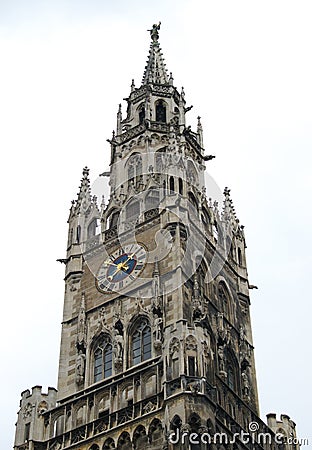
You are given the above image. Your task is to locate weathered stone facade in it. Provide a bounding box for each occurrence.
[14,24,299,450]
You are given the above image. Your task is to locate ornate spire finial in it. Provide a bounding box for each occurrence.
[142,22,168,85]
[148,22,161,43]
[82,166,89,178]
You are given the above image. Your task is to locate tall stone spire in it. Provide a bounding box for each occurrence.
[142,22,169,85]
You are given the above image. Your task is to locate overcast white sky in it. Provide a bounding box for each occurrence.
[1,1,311,448]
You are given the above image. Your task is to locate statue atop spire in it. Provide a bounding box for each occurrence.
[148,22,161,43]
[142,22,169,85]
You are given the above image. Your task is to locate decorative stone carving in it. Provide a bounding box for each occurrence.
[239,325,251,364]
[37,400,48,416]
[185,334,197,351]
[77,293,87,349]
[169,338,180,357]
[217,312,231,344]
[143,401,156,413]
[23,402,33,419]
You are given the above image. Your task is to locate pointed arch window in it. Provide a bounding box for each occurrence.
[109,210,120,228]
[169,176,175,193]
[76,225,81,244]
[93,336,113,382]
[178,177,183,195]
[155,100,166,123]
[127,153,142,182]
[126,199,140,220]
[238,247,243,266]
[131,319,151,366]
[138,104,145,124]
[87,219,97,239]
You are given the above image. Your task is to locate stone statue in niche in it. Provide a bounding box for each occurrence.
[242,368,250,400]
[153,316,163,349]
[113,328,123,369]
[75,350,86,385]
[217,345,226,373]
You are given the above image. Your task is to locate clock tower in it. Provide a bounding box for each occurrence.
[14,24,299,450]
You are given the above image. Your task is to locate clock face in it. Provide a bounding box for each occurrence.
[96,243,147,293]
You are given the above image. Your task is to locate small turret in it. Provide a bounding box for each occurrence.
[267,413,300,449]
[14,386,57,449]
[116,103,122,135]
[197,116,203,148]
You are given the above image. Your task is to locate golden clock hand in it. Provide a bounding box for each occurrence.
[123,253,135,265]
[103,259,118,268]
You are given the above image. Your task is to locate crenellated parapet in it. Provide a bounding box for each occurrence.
[267,413,300,449]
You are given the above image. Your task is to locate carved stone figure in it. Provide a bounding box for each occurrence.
[169,338,180,358]
[148,22,161,42]
[75,350,86,385]
[154,316,163,342]
[218,345,226,373]
[113,329,124,367]
[242,369,250,397]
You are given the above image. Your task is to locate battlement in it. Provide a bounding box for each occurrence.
[267,413,299,449]
[14,386,57,448]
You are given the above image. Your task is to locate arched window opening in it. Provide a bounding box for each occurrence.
[127,153,142,183]
[76,405,85,427]
[121,385,134,409]
[131,319,151,366]
[169,176,175,193]
[178,177,183,195]
[145,374,157,397]
[109,210,120,228]
[128,163,135,181]
[155,151,164,173]
[133,425,148,449]
[76,225,81,244]
[89,445,100,450]
[103,438,115,449]
[155,100,166,122]
[87,219,97,239]
[53,415,64,437]
[138,105,145,124]
[146,189,160,211]
[24,423,30,442]
[218,281,233,320]
[238,247,243,265]
[126,200,140,220]
[117,432,132,450]
[188,356,197,376]
[226,236,234,259]
[93,336,113,383]
[149,419,163,445]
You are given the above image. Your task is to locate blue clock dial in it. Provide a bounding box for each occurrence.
[96,243,147,293]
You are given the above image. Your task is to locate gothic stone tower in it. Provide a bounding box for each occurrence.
[14,24,299,450]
